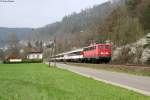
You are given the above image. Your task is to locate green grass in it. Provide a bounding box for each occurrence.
[0,63,149,100]
[68,63,150,76]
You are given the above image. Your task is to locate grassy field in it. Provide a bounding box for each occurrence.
[67,63,150,76]
[0,63,149,100]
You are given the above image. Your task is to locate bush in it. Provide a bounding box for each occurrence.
[22,59,43,63]
[146,58,150,65]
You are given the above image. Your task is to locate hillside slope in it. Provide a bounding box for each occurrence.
[30,0,150,53]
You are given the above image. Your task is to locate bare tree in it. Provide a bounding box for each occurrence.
[6,33,20,56]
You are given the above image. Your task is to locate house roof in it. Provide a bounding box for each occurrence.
[5,54,21,60]
[25,48,43,54]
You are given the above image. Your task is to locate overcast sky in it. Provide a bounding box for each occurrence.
[0,0,108,28]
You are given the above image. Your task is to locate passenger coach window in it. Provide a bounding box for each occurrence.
[74,52,81,55]
[91,46,96,50]
[84,48,88,51]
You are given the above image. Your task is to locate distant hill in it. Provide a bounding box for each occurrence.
[0,1,115,49]
[0,27,32,47]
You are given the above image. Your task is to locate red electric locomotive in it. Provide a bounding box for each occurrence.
[83,44,111,63]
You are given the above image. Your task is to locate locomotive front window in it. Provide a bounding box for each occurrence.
[99,45,111,49]
[99,45,105,49]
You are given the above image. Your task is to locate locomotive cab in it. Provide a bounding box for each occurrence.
[83,44,112,63]
[97,44,111,63]
[97,44,111,57]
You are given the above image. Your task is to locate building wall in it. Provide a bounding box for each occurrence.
[27,53,43,59]
[9,59,22,62]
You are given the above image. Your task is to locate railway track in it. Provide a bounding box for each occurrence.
[69,62,150,68]
[66,62,150,72]
[106,63,150,70]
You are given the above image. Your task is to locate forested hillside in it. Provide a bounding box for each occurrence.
[30,2,112,51]
[103,0,150,46]
[30,0,150,53]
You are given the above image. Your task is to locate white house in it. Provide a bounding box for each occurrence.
[27,48,43,60]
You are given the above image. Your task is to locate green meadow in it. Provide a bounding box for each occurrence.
[0,63,149,100]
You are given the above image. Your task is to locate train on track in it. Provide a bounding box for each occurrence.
[51,43,112,63]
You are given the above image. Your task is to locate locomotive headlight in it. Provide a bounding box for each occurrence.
[100,52,105,54]
[100,52,109,54]
[105,52,109,54]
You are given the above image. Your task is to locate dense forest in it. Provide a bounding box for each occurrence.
[29,0,150,53]
[105,0,150,46]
